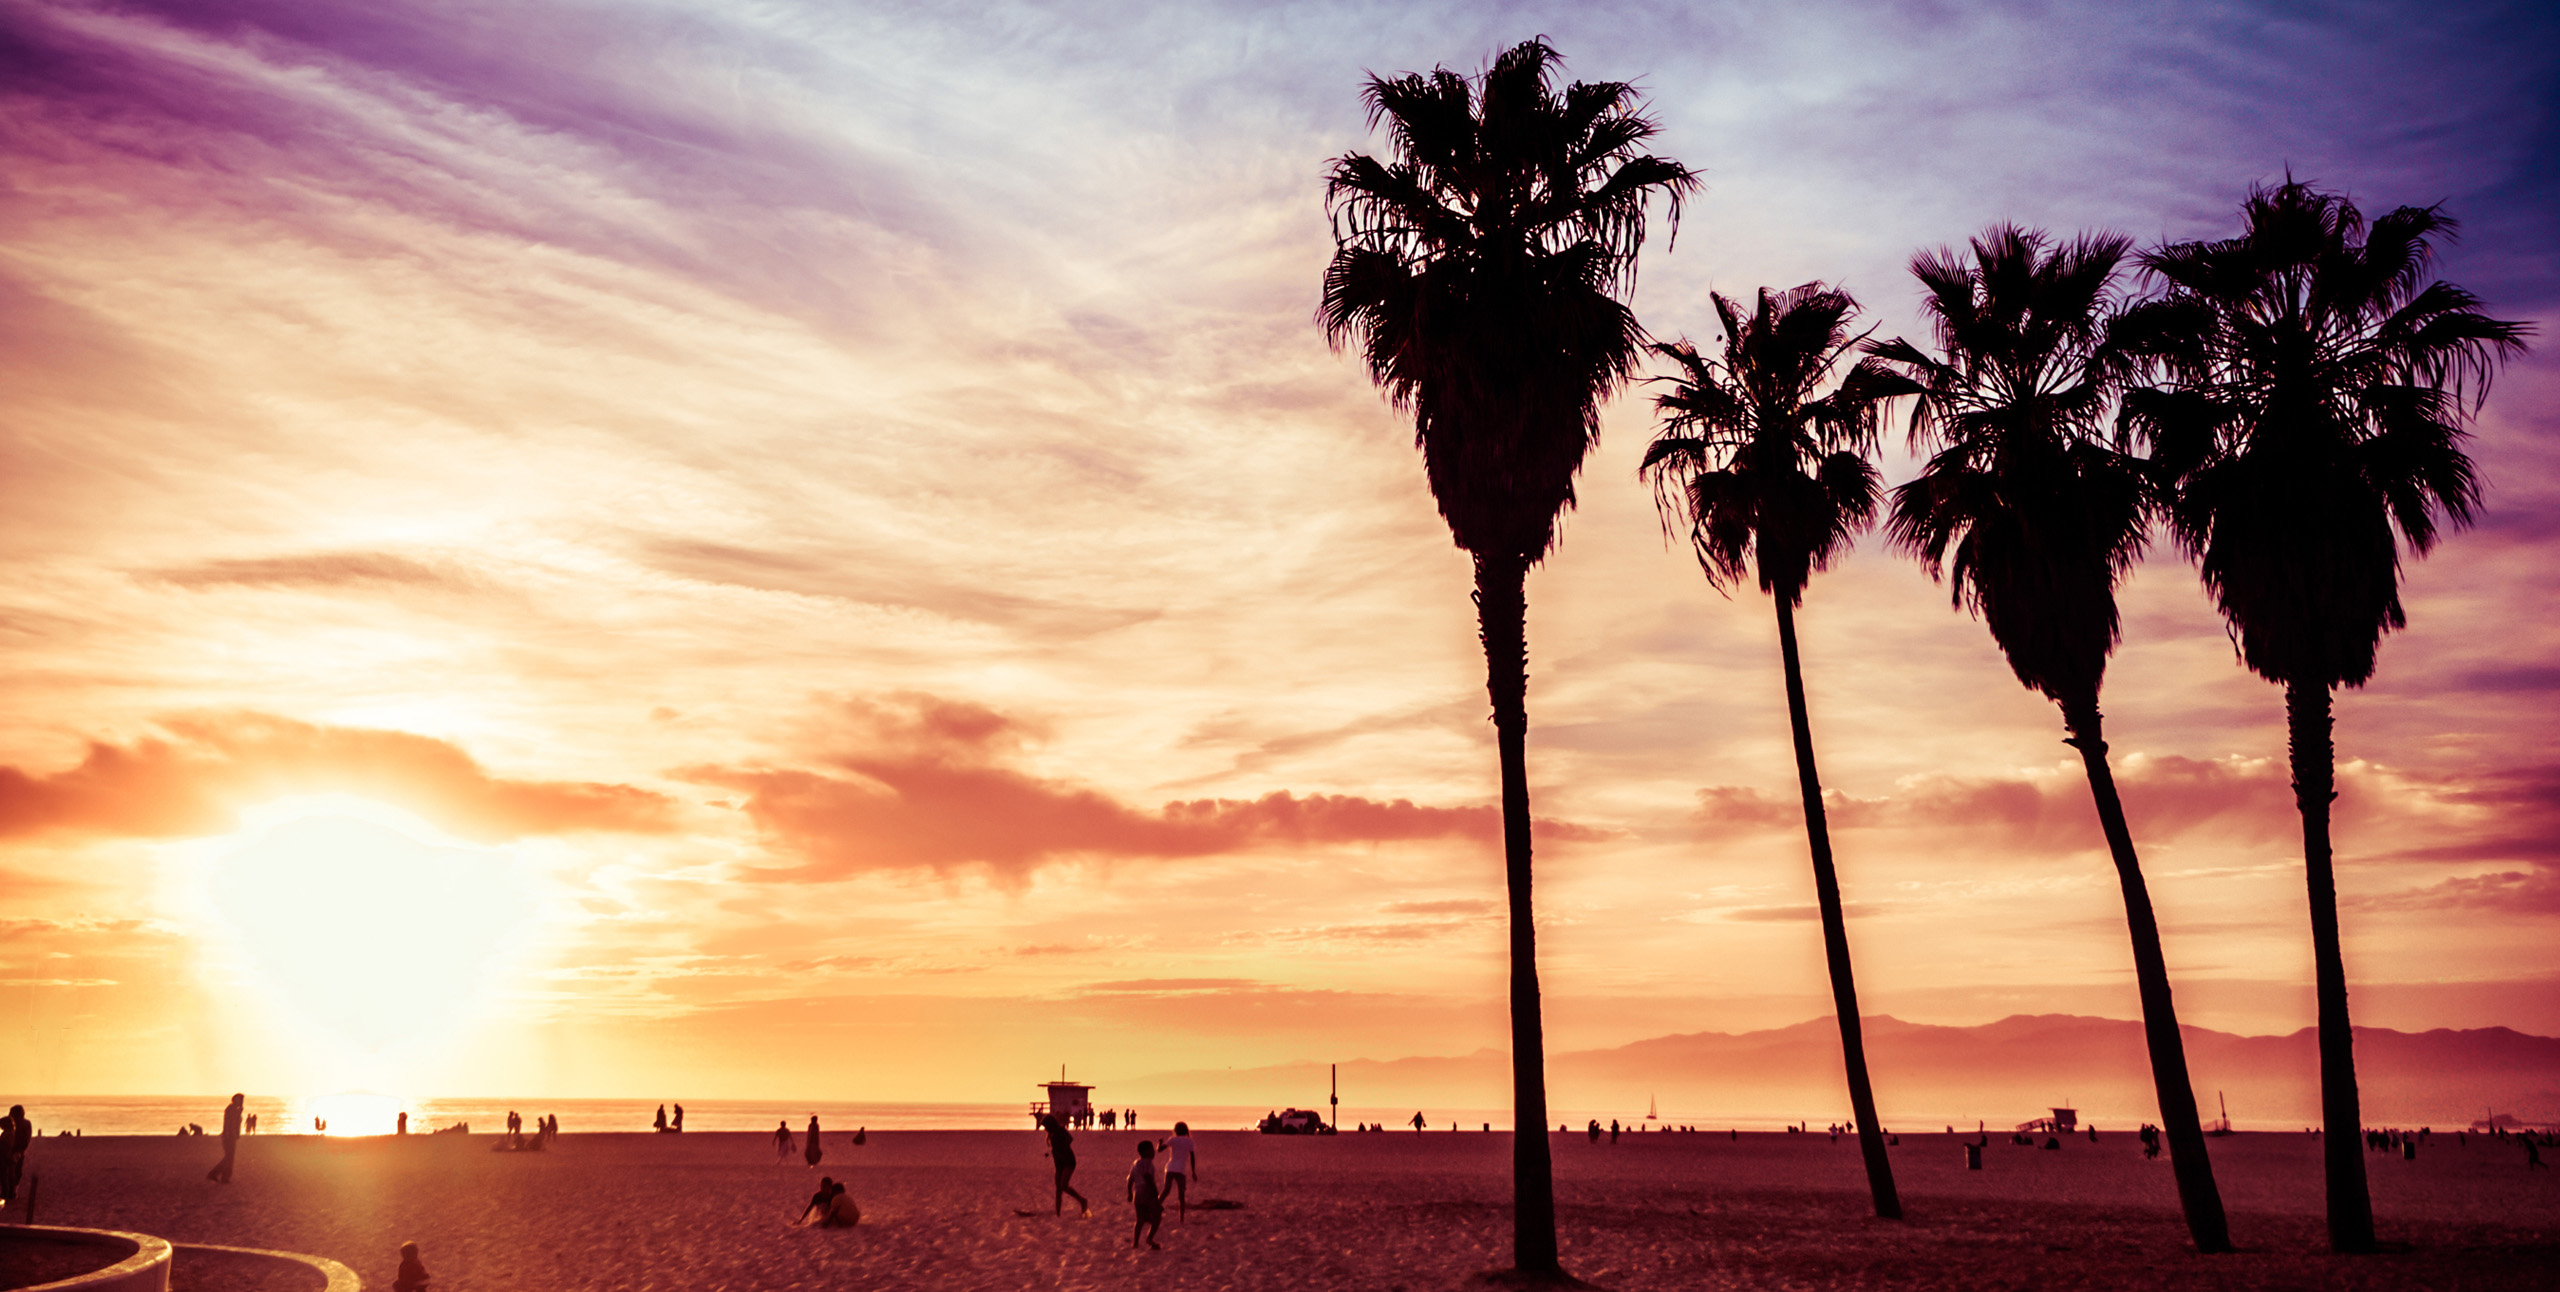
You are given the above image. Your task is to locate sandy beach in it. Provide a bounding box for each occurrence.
[7,1127,2552,1290]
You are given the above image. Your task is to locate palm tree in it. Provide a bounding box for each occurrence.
[1871,225,2232,1252]
[1640,284,1905,1220]
[1320,39,1694,1276]
[2124,180,2530,1252]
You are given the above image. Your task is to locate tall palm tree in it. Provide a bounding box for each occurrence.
[1320,39,1693,1276]
[1641,284,1905,1220]
[2124,180,2530,1252]
[1871,225,2232,1252]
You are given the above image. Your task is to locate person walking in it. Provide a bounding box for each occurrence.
[1127,1140,1164,1250]
[1042,1114,1089,1217]
[1162,1122,1200,1221]
[774,1120,797,1161]
[206,1094,244,1183]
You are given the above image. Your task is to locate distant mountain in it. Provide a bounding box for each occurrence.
[1115,1015,2560,1129]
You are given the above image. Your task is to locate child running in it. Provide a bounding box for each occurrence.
[1126,1139,1163,1250]
[1162,1122,1199,1221]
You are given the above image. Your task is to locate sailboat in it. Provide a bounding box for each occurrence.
[1646,1094,1658,1121]
[2205,1090,2233,1137]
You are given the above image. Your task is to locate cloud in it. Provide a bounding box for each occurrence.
[0,713,675,842]
[1690,753,2455,853]
[143,550,463,591]
[691,693,1604,880]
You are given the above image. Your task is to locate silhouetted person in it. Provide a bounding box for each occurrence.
[0,1105,28,1206]
[653,1104,667,1133]
[1410,1111,1427,1133]
[774,1120,797,1161]
[206,1094,244,1183]
[1127,1139,1163,1250]
[245,1113,257,1133]
[1127,1108,1138,1129]
[1587,1119,1601,1143]
[397,1111,408,1136]
[1610,1119,1620,1144]
[1042,1114,1088,1216]
[2530,1139,2546,1170]
[392,1240,430,1291]
[1163,1122,1199,1221]
[805,1116,823,1168]
[672,1103,685,1132]
[1101,1108,1116,1130]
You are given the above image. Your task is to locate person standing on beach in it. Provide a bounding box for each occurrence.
[1042,1114,1089,1216]
[774,1120,797,1161]
[672,1103,685,1132]
[1,1105,29,1207]
[1162,1122,1198,1221]
[206,1094,244,1184]
[805,1116,823,1168]
[654,1104,668,1133]
[1127,1139,1164,1250]
[1409,1111,1426,1134]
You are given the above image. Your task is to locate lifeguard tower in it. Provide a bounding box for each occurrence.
[1031,1070,1094,1127]
[2015,1106,2078,1135]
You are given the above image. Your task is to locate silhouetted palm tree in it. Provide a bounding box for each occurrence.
[1320,39,1693,1276]
[1641,284,1904,1220]
[2124,180,2529,1252]
[1872,225,2231,1252]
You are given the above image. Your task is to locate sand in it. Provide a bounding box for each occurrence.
[7,1128,2552,1290]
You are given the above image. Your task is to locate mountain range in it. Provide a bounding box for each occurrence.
[1116,1014,2560,1129]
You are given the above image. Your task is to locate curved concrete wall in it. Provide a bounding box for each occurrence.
[175,1242,362,1292]
[1,1224,172,1292]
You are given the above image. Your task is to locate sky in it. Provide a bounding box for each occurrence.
[0,0,2554,1107]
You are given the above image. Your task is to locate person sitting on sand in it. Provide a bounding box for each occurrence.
[798,1176,859,1226]
[393,1241,430,1291]
[1127,1139,1163,1250]
[1162,1122,1199,1221]
[798,1177,829,1224]
[1042,1114,1089,1217]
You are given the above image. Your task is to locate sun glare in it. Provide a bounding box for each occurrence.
[302,1091,404,1137]
[195,797,535,1068]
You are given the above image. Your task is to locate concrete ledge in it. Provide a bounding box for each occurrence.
[0,1223,171,1292]
[174,1243,362,1292]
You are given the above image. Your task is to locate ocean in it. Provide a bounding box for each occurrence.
[1,1096,1538,1138]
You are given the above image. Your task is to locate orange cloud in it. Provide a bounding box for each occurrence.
[1692,754,2484,855]
[692,693,1607,880]
[0,713,674,842]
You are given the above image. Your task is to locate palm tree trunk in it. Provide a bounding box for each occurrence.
[2287,680,2375,1252]
[1475,553,1560,1275]
[2062,699,2232,1253]
[1773,593,1901,1220]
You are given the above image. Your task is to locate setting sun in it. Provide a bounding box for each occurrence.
[195,798,534,1063]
